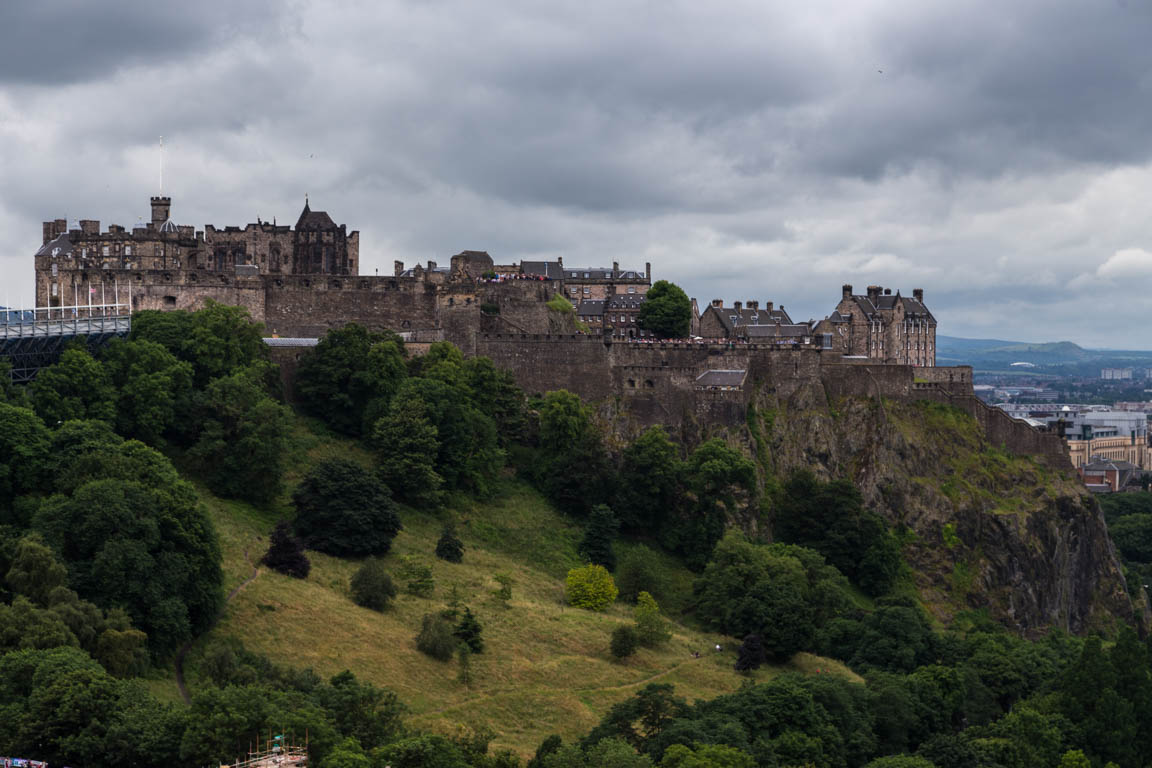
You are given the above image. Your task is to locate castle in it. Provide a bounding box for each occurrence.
[30,195,1069,463]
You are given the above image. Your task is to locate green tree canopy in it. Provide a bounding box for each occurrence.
[0,402,50,513]
[295,323,407,436]
[637,281,692,339]
[131,301,268,387]
[373,391,444,507]
[579,504,620,571]
[616,426,682,531]
[101,338,194,443]
[29,347,116,427]
[293,458,403,557]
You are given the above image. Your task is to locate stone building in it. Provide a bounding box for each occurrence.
[35,196,358,309]
[520,260,651,301]
[697,300,794,339]
[814,285,936,366]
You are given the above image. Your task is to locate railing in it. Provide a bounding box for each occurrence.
[0,303,131,340]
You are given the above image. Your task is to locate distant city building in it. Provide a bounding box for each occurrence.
[1101,367,1134,380]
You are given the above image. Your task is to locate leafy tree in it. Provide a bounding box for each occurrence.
[436,524,465,563]
[1109,514,1152,563]
[416,613,458,661]
[132,301,268,387]
[673,439,755,569]
[0,402,49,515]
[734,633,767,672]
[101,338,194,443]
[634,592,671,647]
[262,520,311,579]
[529,735,565,768]
[189,367,292,503]
[1058,751,1091,768]
[863,757,937,768]
[537,390,612,515]
[5,534,68,604]
[660,743,756,768]
[373,734,471,768]
[464,356,526,443]
[775,471,902,596]
[616,546,667,604]
[293,459,403,557]
[32,440,222,655]
[295,324,407,436]
[454,606,484,653]
[315,669,406,751]
[30,347,116,427]
[350,559,397,612]
[319,737,372,768]
[611,624,640,660]
[566,564,619,611]
[374,392,444,507]
[637,280,692,339]
[580,504,619,570]
[617,426,682,531]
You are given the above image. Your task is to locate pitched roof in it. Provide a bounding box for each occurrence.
[696,369,747,387]
[295,202,338,230]
[35,231,77,258]
[745,323,810,338]
[607,295,646,310]
[705,304,793,333]
[576,300,605,317]
[521,260,564,280]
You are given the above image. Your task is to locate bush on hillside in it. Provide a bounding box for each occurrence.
[416,614,458,661]
[610,625,639,660]
[293,459,402,557]
[435,524,465,563]
[615,546,666,604]
[350,559,397,612]
[565,564,618,611]
[634,591,670,647]
[262,520,311,579]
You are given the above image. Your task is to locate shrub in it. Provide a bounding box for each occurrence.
[734,633,766,672]
[578,504,619,571]
[492,573,513,605]
[416,614,458,661]
[610,625,639,660]
[350,558,397,612]
[566,564,618,611]
[616,546,667,603]
[634,591,670,647]
[435,524,465,563]
[262,520,310,579]
[398,555,436,597]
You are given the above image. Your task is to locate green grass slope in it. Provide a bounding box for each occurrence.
[158,420,859,756]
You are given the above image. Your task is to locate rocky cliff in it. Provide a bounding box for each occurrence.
[743,380,1143,636]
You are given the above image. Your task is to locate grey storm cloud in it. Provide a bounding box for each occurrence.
[2,0,1152,347]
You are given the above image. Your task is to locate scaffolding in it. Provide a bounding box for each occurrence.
[220,732,309,768]
[0,302,131,384]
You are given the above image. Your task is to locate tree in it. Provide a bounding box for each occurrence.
[457,643,474,687]
[262,520,311,579]
[464,356,526,443]
[634,592,671,647]
[566,564,619,611]
[5,534,68,604]
[492,573,514,605]
[454,607,484,653]
[660,744,756,768]
[863,757,937,768]
[32,440,222,656]
[373,392,444,507]
[293,459,403,557]
[435,524,465,563]
[1109,514,1152,563]
[30,347,116,427]
[319,737,371,768]
[611,625,639,660]
[189,367,292,504]
[0,402,50,514]
[616,426,682,531]
[734,633,767,672]
[616,546,667,604]
[672,440,755,569]
[132,301,268,387]
[398,555,435,597]
[350,559,397,612]
[416,613,458,661]
[537,390,612,515]
[580,504,619,570]
[637,280,691,339]
[295,324,407,436]
[101,338,194,443]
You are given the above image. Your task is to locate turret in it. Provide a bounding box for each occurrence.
[151,196,171,226]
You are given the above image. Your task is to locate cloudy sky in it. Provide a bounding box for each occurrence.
[2,0,1151,347]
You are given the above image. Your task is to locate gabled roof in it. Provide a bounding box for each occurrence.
[521,260,564,280]
[607,295,646,310]
[705,304,793,332]
[296,201,338,231]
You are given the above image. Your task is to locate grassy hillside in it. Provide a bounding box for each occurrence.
[155,419,859,756]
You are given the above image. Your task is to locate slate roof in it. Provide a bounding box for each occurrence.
[296,202,337,230]
[744,323,811,338]
[607,295,646,310]
[1083,460,1139,472]
[577,300,606,317]
[35,231,77,258]
[848,293,935,322]
[696,369,747,387]
[520,261,564,280]
[706,305,793,333]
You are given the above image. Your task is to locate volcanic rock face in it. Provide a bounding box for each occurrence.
[746,381,1142,635]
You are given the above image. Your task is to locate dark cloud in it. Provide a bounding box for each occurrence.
[3,0,1152,347]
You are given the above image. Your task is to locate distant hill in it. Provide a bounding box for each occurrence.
[938,335,1152,373]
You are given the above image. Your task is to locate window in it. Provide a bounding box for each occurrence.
[583,287,590,294]
[584,272,589,278]
[627,286,636,293]
[124,245,132,256]
[102,246,109,257]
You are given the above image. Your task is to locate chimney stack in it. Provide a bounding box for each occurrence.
[913,288,924,302]
[842,284,853,299]
[711,299,722,307]
[747,300,759,310]
[766,301,774,312]
[884,288,892,295]
[394,260,404,276]
[645,261,651,279]
[612,260,619,276]
[733,301,743,312]
[866,285,881,302]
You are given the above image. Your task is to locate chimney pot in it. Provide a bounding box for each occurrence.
[913,288,924,302]
[748,300,758,310]
[711,298,722,307]
[733,301,743,312]
[842,284,853,299]
[766,301,774,312]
